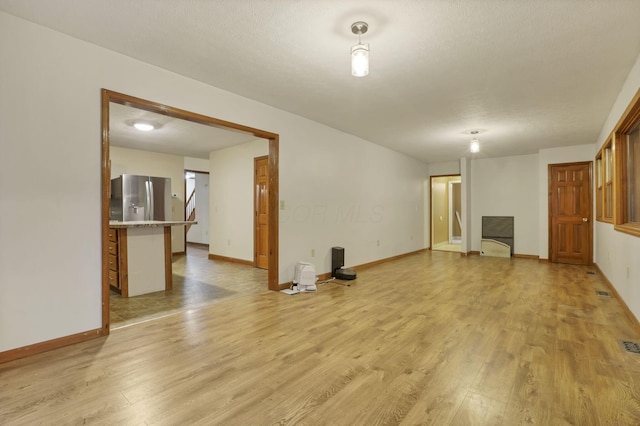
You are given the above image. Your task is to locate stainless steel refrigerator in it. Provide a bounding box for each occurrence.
[110,174,172,221]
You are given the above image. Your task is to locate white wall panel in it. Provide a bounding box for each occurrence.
[471,154,539,255]
[0,12,428,352]
[209,139,268,261]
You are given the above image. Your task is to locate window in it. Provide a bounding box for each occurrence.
[613,88,640,237]
[595,137,614,223]
[595,152,603,220]
[605,144,614,219]
[627,124,640,223]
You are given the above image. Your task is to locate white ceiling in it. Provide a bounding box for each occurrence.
[109,103,256,159]
[2,0,640,163]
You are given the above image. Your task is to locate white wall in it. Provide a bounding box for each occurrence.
[537,144,595,260]
[280,124,428,279]
[209,139,268,260]
[110,146,186,253]
[430,149,597,258]
[184,157,209,172]
[594,51,640,322]
[0,12,429,353]
[1,13,102,350]
[471,154,539,255]
[429,161,460,176]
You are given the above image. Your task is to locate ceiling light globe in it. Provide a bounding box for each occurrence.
[351,44,369,77]
[470,139,480,153]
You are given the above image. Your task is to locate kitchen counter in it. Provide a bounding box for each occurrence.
[109,220,195,228]
[108,221,196,297]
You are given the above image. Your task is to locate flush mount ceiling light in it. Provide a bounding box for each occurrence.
[132,121,156,131]
[125,118,162,132]
[470,130,480,153]
[351,21,369,77]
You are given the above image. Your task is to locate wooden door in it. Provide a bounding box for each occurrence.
[549,162,592,265]
[254,156,269,269]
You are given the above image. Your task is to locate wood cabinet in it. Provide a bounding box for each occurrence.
[107,228,128,297]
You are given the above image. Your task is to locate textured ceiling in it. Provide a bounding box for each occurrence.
[2,0,640,163]
[109,103,255,159]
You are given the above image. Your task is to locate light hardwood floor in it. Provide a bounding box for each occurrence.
[2,251,640,425]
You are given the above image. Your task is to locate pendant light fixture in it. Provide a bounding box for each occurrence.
[470,130,480,153]
[351,21,369,77]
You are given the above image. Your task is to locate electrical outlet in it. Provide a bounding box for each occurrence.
[377,240,380,246]
[311,249,315,257]
[227,239,231,246]
[280,200,285,210]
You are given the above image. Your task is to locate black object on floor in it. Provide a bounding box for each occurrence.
[332,246,357,280]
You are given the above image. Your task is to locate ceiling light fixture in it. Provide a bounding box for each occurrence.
[351,21,369,77]
[470,130,480,153]
[132,121,156,131]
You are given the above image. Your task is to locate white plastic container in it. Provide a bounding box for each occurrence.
[293,262,317,292]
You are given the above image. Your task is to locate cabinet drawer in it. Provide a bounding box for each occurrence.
[108,229,118,242]
[108,269,120,289]
[108,241,118,256]
[108,254,119,271]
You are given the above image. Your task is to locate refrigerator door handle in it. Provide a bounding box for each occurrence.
[149,180,155,220]
[144,180,150,221]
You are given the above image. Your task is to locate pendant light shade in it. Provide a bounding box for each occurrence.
[351,43,369,77]
[470,138,480,153]
[351,21,369,77]
[470,130,480,153]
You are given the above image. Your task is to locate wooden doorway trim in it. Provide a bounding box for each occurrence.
[548,161,593,265]
[184,169,210,254]
[254,156,269,269]
[101,89,280,333]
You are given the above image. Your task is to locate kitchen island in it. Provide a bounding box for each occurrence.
[108,221,196,297]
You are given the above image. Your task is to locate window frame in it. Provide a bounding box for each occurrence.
[595,136,614,223]
[613,88,640,237]
[595,150,603,221]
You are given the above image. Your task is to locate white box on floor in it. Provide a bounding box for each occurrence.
[293,262,317,292]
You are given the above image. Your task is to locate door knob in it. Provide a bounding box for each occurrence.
[582,217,589,222]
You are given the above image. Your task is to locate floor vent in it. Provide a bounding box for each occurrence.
[587,271,596,275]
[596,290,611,297]
[621,340,640,355]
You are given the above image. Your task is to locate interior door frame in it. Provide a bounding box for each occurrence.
[448,180,461,244]
[430,174,462,249]
[253,155,269,269]
[547,161,593,265]
[184,169,210,254]
[101,89,280,334]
